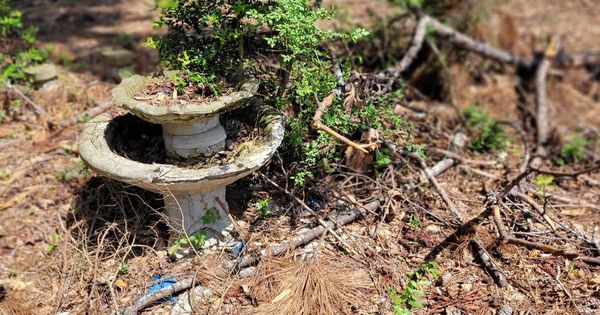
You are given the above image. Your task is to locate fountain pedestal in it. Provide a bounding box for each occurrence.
[162,116,226,159]
[163,187,234,247]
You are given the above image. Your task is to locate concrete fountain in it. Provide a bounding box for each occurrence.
[78,73,284,257]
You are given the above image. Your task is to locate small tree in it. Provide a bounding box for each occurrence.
[150,0,366,93]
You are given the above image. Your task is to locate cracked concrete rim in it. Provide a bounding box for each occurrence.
[112,74,260,124]
[78,104,285,193]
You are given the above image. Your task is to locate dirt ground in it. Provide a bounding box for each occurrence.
[1,0,599,314]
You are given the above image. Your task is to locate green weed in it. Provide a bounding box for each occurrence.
[463,106,507,152]
[118,261,129,274]
[557,135,587,165]
[256,198,272,217]
[0,0,45,85]
[167,230,206,257]
[389,261,440,314]
[55,160,88,182]
[201,207,221,225]
[535,174,553,202]
[45,233,60,254]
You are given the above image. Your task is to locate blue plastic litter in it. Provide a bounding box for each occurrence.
[230,240,245,258]
[143,275,177,303]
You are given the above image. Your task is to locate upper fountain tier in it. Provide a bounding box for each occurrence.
[112,73,260,124]
[111,73,260,159]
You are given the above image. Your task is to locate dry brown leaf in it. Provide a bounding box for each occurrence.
[344,146,373,174]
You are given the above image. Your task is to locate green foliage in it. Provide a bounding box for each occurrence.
[389,261,440,314]
[256,198,272,217]
[55,160,88,182]
[292,170,313,187]
[0,0,44,84]
[463,106,507,152]
[167,230,207,256]
[152,0,257,75]
[557,135,587,165]
[408,214,421,230]
[535,174,553,202]
[392,0,424,9]
[201,207,222,225]
[118,261,129,274]
[249,1,366,73]
[45,233,60,254]
[374,149,392,171]
[404,142,426,159]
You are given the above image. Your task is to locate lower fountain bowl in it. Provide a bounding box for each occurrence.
[78,103,284,194]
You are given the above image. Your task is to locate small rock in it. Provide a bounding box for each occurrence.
[221,304,234,314]
[424,224,441,233]
[101,49,134,67]
[225,139,235,150]
[239,266,256,278]
[24,63,57,84]
[498,305,513,315]
[170,285,213,315]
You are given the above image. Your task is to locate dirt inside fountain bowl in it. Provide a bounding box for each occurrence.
[133,77,236,108]
[108,113,259,167]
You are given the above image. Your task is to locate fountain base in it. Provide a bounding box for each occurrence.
[163,187,236,250]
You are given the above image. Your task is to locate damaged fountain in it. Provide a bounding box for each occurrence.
[78,73,284,256]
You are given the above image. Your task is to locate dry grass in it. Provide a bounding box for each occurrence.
[249,257,373,315]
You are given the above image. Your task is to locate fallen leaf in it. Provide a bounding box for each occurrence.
[271,288,291,303]
[114,278,128,289]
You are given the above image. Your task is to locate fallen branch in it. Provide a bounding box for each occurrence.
[529,163,600,179]
[5,82,45,116]
[400,150,464,223]
[504,237,600,266]
[378,15,430,94]
[122,278,196,315]
[510,191,556,231]
[60,98,113,129]
[535,38,560,151]
[471,239,508,287]
[428,133,467,177]
[493,201,600,266]
[312,93,373,153]
[426,15,533,68]
[221,200,380,271]
[259,173,358,255]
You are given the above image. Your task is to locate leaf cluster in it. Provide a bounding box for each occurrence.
[557,135,587,165]
[389,261,440,314]
[0,0,44,84]
[463,105,507,152]
[167,230,207,256]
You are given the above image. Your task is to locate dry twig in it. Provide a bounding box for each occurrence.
[400,150,464,223]
[312,93,373,153]
[471,239,508,287]
[5,82,45,116]
[378,15,430,94]
[222,200,380,271]
[122,278,196,315]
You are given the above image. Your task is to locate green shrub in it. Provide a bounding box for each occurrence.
[0,0,45,84]
[557,135,587,165]
[463,106,507,152]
